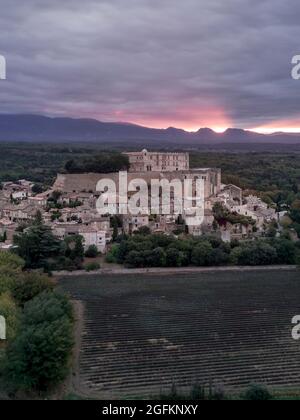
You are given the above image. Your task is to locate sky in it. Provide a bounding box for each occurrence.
[1,0,300,132]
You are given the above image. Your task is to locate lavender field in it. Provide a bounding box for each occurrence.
[59,269,300,399]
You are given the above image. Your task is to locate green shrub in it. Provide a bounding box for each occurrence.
[12,272,54,307]
[84,262,100,272]
[165,248,185,267]
[13,221,62,270]
[0,252,25,295]
[0,251,24,270]
[0,292,20,342]
[105,244,120,264]
[230,242,277,266]
[84,245,99,258]
[191,241,213,266]
[243,384,272,400]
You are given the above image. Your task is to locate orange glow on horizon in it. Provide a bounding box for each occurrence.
[252,126,300,134]
[47,106,300,134]
[124,105,232,134]
[251,117,300,134]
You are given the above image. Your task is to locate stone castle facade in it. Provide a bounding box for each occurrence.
[124,149,189,172]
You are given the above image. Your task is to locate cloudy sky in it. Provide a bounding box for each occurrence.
[1,0,300,132]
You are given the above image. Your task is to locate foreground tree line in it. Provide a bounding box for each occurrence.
[107,230,300,268]
[0,251,74,395]
[159,383,274,401]
[11,212,300,272]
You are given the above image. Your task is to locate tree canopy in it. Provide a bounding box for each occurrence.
[5,292,73,391]
[65,152,129,174]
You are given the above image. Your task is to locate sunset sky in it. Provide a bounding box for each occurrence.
[1,0,300,133]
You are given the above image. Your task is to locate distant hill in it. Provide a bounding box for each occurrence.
[0,114,300,145]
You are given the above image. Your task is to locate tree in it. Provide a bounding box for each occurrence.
[0,292,20,342]
[116,239,140,264]
[0,266,21,296]
[64,235,84,263]
[135,226,151,236]
[213,203,255,227]
[243,384,272,401]
[273,238,297,264]
[0,252,25,295]
[165,248,184,267]
[279,215,293,230]
[191,241,213,266]
[172,226,186,236]
[168,239,194,265]
[111,216,120,242]
[212,220,219,231]
[290,208,300,224]
[65,153,129,174]
[51,211,62,222]
[0,251,24,270]
[150,234,175,249]
[105,244,120,264]
[207,248,230,266]
[230,242,277,266]
[13,222,62,270]
[5,292,74,391]
[84,245,99,258]
[84,262,100,272]
[124,250,144,268]
[33,210,43,225]
[12,272,54,307]
[145,247,166,267]
[32,184,44,194]
[0,231,7,243]
[291,199,300,210]
[64,159,80,173]
[49,190,62,204]
[203,235,223,249]
[266,225,277,238]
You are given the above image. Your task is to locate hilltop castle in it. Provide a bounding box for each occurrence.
[0,150,277,253]
[123,149,189,172]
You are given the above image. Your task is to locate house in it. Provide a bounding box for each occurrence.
[52,221,110,253]
[28,195,48,206]
[1,203,38,222]
[78,225,108,253]
[123,215,150,234]
[0,218,17,242]
[12,190,28,200]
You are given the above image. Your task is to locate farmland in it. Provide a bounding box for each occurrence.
[59,269,300,399]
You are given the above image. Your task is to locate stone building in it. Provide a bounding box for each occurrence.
[124,149,189,172]
[53,169,221,200]
[52,221,111,253]
[53,153,222,238]
[1,203,38,222]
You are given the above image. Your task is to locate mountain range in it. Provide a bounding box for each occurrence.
[0,114,300,146]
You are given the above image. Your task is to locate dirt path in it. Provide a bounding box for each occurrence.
[54,265,298,277]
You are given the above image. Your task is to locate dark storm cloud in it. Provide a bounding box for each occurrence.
[1,0,300,129]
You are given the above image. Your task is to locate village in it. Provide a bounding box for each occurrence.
[0,150,281,254]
